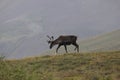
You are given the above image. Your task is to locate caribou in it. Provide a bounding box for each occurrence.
[47,35,79,53]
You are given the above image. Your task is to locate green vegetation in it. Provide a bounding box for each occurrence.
[0,55,5,60]
[80,29,120,52]
[0,51,120,80]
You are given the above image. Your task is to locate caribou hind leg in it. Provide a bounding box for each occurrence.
[74,47,77,51]
[72,43,79,52]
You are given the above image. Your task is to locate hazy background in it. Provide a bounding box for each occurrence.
[0,0,120,59]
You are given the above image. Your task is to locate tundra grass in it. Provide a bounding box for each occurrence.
[0,51,120,80]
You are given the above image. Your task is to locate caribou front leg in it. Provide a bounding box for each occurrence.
[56,44,61,53]
[64,45,68,53]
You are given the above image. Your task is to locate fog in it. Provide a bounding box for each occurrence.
[0,0,120,59]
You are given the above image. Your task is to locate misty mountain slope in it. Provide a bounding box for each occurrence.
[6,34,48,59]
[79,29,120,52]
[2,29,120,59]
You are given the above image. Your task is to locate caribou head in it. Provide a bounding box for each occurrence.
[47,35,55,49]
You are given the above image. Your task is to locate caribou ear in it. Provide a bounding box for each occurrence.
[47,40,51,44]
[51,36,54,40]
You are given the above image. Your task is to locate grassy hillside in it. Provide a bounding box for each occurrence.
[0,51,120,80]
[80,29,120,52]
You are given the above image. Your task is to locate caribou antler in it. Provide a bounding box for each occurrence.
[47,35,54,40]
[47,35,54,44]
[47,35,52,40]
